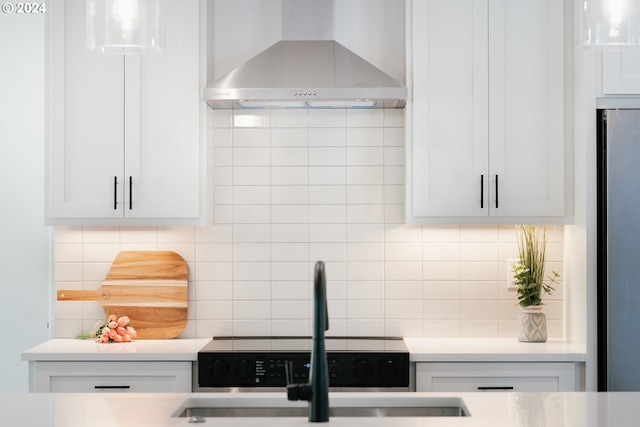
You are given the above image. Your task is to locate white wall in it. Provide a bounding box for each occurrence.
[0,11,51,391]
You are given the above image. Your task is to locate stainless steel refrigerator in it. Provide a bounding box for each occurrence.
[597,108,640,391]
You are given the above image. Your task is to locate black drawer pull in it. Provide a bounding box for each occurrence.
[94,385,131,390]
[495,174,499,208]
[480,174,484,208]
[113,176,118,210]
[477,386,513,390]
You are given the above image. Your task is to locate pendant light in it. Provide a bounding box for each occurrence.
[87,0,165,54]
[583,0,640,46]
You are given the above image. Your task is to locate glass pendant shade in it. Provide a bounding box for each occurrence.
[583,0,640,46]
[87,0,165,54]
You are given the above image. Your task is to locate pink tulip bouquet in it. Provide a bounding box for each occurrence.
[78,314,137,343]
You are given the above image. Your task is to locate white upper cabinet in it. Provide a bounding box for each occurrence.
[407,0,567,223]
[47,0,204,225]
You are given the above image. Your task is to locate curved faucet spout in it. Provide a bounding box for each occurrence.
[286,261,330,422]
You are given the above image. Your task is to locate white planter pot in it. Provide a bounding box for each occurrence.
[518,306,547,342]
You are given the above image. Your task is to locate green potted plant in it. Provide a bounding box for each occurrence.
[512,225,560,342]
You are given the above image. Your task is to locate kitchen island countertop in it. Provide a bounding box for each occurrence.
[0,391,634,426]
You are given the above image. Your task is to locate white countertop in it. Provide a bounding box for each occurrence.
[20,339,210,362]
[21,338,586,363]
[0,391,634,426]
[405,338,586,362]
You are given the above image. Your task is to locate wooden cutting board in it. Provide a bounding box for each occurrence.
[57,251,188,340]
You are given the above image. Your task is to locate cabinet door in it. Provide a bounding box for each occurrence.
[124,0,201,219]
[47,0,125,220]
[487,0,565,217]
[409,0,489,218]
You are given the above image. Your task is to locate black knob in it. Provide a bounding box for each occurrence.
[235,359,254,379]
[379,359,398,379]
[211,359,229,379]
[352,359,372,379]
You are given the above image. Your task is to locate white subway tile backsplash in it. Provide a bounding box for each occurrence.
[234,262,270,281]
[234,166,270,185]
[347,281,384,300]
[234,281,270,300]
[347,224,385,243]
[383,109,405,127]
[347,300,384,318]
[234,224,271,243]
[234,111,270,128]
[309,147,346,166]
[272,224,309,243]
[347,109,383,127]
[233,243,270,262]
[346,262,384,281]
[309,128,346,149]
[384,127,404,146]
[346,166,384,185]
[233,148,270,166]
[309,109,346,127]
[385,262,423,281]
[271,109,308,128]
[309,166,346,185]
[309,186,346,204]
[271,186,308,205]
[309,205,346,224]
[272,262,309,281]
[271,147,309,166]
[271,167,309,185]
[385,300,422,319]
[346,185,384,204]
[347,205,384,224]
[347,128,383,147]
[272,128,309,147]
[272,280,309,300]
[233,205,270,223]
[346,242,384,262]
[271,205,309,224]
[346,147,383,166]
[309,243,346,262]
[233,128,270,145]
[52,109,564,340]
[233,186,270,205]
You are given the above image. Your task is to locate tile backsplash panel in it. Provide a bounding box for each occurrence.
[53,108,563,339]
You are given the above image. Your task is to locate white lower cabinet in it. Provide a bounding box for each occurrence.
[29,361,192,393]
[416,362,578,392]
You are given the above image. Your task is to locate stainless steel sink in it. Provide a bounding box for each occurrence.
[173,394,470,419]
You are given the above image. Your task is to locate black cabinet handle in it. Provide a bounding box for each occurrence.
[477,386,513,391]
[480,175,484,208]
[495,174,499,208]
[113,176,118,210]
[129,176,133,210]
[94,385,131,390]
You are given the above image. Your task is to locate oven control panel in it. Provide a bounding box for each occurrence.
[198,351,409,389]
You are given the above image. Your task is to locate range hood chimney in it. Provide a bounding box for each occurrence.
[204,1,407,109]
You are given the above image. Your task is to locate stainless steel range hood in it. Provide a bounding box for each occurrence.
[204,40,407,109]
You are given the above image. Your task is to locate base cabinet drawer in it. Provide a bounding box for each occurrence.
[30,361,192,393]
[416,362,578,392]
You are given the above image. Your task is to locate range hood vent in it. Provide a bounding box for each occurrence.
[204,40,407,109]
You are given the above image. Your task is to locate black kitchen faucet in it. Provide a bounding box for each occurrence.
[285,261,330,422]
